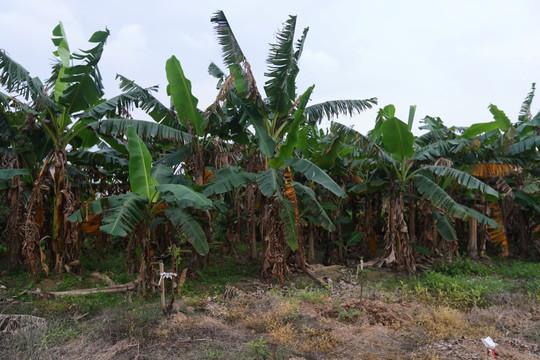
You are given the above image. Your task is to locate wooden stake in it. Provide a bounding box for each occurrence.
[159,261,166,313]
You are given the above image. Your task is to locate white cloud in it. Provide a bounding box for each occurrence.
[1,0,539,133]
[103,24,150,74]
[301,48,340,74]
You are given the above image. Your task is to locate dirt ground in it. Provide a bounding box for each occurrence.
[1,266,539,360]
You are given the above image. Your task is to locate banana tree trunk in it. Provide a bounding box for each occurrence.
[246,183,258,260]
[468,217,478,259]
[517,212,529,257]
[235,199,243,253]
[334,204,344,262]
[283,172,306,270]
[261,196,288,284]
[383,191,415,272]
[366,196,377,256]
[136,225,155,296]
[307,223,315,262]
[5,172,24,269]
[409,197,416,244]
[23,160,50,281]
[51,150,79,274]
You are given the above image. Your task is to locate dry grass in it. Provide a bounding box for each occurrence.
[244,298,298,337]
[241,295,342,353]
[415,306,498,341]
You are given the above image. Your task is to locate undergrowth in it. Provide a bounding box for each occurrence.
[182,259,259,296]
[377,257,540,308]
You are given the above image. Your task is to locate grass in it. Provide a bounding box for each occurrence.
[289,286,330,304]
[374,257,540,308]
[182,258,259,296]
[53,272,94,291]
[80,250,135,284]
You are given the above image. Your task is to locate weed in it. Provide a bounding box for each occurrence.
[432,257,492,276]
[494,260,540,279]
[199,344,227,359]
[398,269,518,308]
[182,259,259,296]
[338,307,364,321]
[122,304,162,337]
[81,250,127,274]
[290,287,329,304]
[53,273,93,291]
[525,279,540,298]
[34,292,127,317]
[42,324,80,344]
[244,337,271,360]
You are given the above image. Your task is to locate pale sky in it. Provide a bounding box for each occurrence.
[1,0,539,134]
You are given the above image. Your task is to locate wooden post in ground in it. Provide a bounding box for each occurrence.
[159,261,166,313]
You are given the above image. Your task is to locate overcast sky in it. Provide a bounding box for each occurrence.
[1,0,539,134]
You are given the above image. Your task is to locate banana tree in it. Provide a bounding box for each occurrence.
[0,96,46,268]
[70,125,211,293]
[461,84,540,257]
[206,11,373,277]
[313,123,389,260]
[0,23,115,276]
[333,105,500,272]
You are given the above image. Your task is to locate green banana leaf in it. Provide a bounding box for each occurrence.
[413,173,499,227]
[51,22,70,102]
[280,197,299,250]
[202,166,256,196]
[432,210,457,241]
[489,104,511,131]
[230,92,276,157]
[269,85,314,168]
[461,121,500,139]
[166,55,206,137]
[293,181,335,231]
[285,158,345,197]
[93,118,192,145]
[257,168,281,197]
[0,168,29,180]
[68,193,147,238]
[165,207,209,255]
[381,117,415,161]
[423,165,499,201]
[156,184,212,210]
[99,193,147,237]
[58,28,109,114]
[127,125,159,200]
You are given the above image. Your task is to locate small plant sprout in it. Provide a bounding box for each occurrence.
[245,336,272,360]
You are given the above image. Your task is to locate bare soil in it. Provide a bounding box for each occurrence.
[1,267,539,360]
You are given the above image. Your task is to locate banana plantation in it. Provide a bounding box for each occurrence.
[1,11,539,294]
